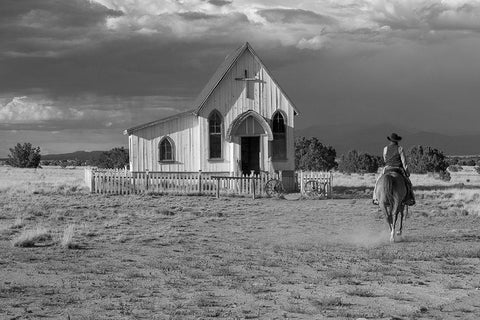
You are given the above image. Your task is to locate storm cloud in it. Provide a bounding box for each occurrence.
[1,0,480,156]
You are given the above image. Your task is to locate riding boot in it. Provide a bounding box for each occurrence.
[405,177,416,206]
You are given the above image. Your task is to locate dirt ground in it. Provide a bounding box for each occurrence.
[1,187,479,319]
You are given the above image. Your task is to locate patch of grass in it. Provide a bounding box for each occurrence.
[282,303,316,315]
[211,266,237,277]
[387,293,414,302]
[326,269,357,281]
[445,282,465,290]
[157,208,176,216]
[243,282,276,294]
[61,224,81,249]
[195,293,219,308]
[12,226,52,247]
[368,248,397,263]
[346,288,376,297]
[309,296,345,309]
[436,247,480,259]
[10,216,25,229]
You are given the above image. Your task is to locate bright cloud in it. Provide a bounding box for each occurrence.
[296,35,328,50]
[0,96,84,123]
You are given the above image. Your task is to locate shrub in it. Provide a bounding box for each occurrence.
[295,137,337,171]
[407,145,448,174]
[12,226,51,247]
[475,166,480,174]
[448,165,463,172]
[447,157,459,166]
[6,143,41,168]
[439,170,451,181]
[465,159,476,166]
[59,160,68,168]
[61,224,79,249]
[90,147,129,169]
[338,150,382,174]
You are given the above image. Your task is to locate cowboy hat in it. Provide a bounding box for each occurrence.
[387,133,402,142]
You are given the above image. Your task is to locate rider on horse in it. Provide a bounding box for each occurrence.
[373,133,416,206]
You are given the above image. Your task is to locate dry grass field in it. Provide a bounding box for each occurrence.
[1,167,480,319]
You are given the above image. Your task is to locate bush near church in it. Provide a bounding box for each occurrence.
[338,150,382,174]
[407,145,449,174]
[295,137,337,171]
[88,147,129,169]
[7,143,41,168]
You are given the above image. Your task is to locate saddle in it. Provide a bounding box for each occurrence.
[384,167,405,176]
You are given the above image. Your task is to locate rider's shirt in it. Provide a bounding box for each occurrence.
[384,144,404,168]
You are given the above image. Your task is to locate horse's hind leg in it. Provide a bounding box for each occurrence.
[397,205,405,236]
[382,204,392,232]
[390,202,401,243]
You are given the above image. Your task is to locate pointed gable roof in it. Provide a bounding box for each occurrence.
[193,42,299,116]
[125,42,298,135]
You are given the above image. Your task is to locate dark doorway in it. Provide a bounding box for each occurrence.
[241,137,260,174]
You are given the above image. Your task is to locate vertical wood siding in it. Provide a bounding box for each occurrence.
[130,113,199,172]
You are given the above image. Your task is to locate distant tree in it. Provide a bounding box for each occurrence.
[447,165,462,172]
[295,137,337,171]
[59,160,68,168]
[6,143,41,168]
[94,147,129,169]
[465,159,476,166]
[338,150,382,174]
[407,145,448,174]
[447,157,459,166]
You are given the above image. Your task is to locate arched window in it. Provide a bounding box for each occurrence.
[209,111,222,159]
[159,137,174,161]
[272,112,286,160]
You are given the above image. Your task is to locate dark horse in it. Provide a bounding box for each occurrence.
[375,171,408,242]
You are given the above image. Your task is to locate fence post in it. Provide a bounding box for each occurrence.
[198,170,202,194]
[300,170,304,194]
[252,177,256,199]
[132,172,136,194]
[146,169,149,191]
[329,171,333,199]
[216,178,220,198]
[90,168,96,193]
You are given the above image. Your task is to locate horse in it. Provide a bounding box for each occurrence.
[375,171,408,243]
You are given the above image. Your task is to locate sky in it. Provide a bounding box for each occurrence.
[1,0,480,156]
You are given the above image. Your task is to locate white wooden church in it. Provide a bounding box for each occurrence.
[124,42,299,182]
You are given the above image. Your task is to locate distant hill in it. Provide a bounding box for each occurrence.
[41,151,105,161]
[295,123,480,156]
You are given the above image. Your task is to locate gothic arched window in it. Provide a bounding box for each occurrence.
[159,137,174,161]
[272,112,286,160]
[209,111,222,159]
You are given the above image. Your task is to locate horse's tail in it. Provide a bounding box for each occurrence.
[383,174,395,205]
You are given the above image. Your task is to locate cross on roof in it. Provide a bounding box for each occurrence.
[235,69,265,83]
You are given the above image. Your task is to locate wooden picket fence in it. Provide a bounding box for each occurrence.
[84,168,277,197]
[297,171,334,198]
[84,168,334,198]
